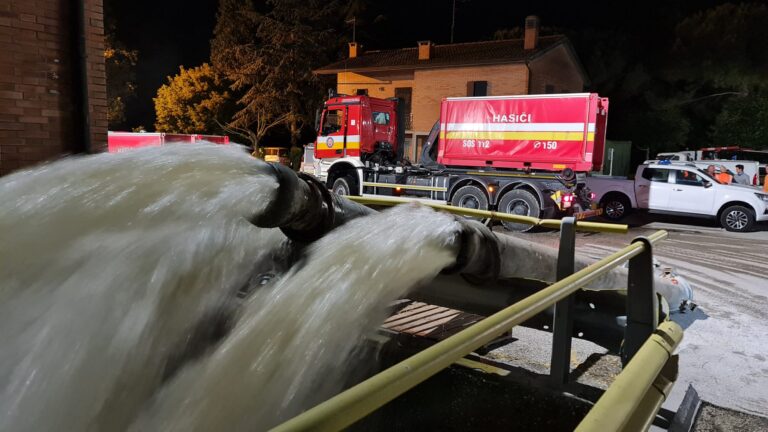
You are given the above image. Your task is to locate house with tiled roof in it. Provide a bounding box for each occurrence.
[314,16,589,161]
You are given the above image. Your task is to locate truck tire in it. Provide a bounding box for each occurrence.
[332,176,354,196]
[498,189,540,232]
[601,194,632,221]
[450,185,488,220]
[720,205,755,232]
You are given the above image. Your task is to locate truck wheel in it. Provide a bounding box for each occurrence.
[498,189,540,232]
[601,194,631,221]
[332,176,354,196]
[720,205,755,232]
[450,185,488,220]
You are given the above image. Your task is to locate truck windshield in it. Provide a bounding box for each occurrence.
[321,109,342,135]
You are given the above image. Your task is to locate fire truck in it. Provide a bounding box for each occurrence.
[312,93,608,231]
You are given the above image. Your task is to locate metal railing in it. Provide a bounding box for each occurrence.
[347,195,629,234]
[270,202,679,432]
[576,321,682,432]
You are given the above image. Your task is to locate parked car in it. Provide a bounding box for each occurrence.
[300,144,316,175]
[587,161,768,232]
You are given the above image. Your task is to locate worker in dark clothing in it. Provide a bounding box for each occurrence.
[733,164,751,185]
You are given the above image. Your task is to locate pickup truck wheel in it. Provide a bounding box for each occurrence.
[450,185,488,220]
[601,195,631,221]
[332,176,354,196]
[720,205,755,232]
[498,189,540,232]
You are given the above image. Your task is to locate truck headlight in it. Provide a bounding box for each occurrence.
[755,193,768,203]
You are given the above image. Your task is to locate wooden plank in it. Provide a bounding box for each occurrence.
[383,305,447,327]
[388,309,459,332]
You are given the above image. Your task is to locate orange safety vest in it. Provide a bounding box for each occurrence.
[716,172,732,184]
[764,174,768,192]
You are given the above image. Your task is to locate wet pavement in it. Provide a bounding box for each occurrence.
[497,213,768,417]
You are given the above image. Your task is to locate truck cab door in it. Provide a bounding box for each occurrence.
[316,107,346,159]
[636,167,673,210]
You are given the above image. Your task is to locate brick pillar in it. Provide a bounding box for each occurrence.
[0,0,106,176]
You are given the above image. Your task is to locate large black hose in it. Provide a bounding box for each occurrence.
[251,163,500,282]
[252,163,374,243]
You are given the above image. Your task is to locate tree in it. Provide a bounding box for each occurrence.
[211,0,343,150]
[154,63,234,134]
[712,90,768,149]
[672,3,768,91]
[104,28,138,129]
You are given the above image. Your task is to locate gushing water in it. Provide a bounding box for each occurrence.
[0,144,461,431]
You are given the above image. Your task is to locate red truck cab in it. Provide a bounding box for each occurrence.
[315,95,399,161]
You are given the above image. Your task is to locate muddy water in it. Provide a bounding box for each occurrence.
[0,144,461,431]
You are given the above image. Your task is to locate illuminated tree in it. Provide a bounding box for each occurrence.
[153,63,233,134]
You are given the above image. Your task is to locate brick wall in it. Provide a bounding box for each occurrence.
[412,64,530,132]
[528,44,585,94]
[0,0,106,176]
[336,71,414,100]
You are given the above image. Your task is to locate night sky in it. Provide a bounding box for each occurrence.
[110,0,730,130]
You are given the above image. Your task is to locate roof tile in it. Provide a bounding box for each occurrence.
[315,36,566,74]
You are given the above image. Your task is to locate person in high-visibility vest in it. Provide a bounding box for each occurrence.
[708,164,732,184]
[764,174,768,192]
[716,165,733,184]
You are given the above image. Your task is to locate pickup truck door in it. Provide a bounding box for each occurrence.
[667,169,717,215]
[635,167,673,210]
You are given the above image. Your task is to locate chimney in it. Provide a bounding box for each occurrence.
[348,41,359,58]
[417,40,433,60]
[524,15,540,50]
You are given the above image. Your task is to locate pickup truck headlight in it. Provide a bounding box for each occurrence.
[755,193,768,203]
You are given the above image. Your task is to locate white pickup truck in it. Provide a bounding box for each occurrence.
[587,162,768,232]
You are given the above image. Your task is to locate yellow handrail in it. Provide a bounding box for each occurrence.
[347,195,628,234]
[270,230,668,432]
[575,321,683,432]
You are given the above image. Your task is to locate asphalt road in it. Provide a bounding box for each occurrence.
[501,213,768,417]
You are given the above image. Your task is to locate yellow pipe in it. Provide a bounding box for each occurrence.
[575,321,683,432]
[347,195,628,234]
[269,230,668,432]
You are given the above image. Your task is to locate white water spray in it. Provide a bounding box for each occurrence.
[132,204,461,431]
[0,144,462,431]
[0,145,285,431]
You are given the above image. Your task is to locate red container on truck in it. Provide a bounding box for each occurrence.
[438,94,606,172]
[313,93,608,231]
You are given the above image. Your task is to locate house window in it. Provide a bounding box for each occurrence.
[545,84,555,94]
[356,88,368,95]
[467,81,488,96]
[395,87,412,129]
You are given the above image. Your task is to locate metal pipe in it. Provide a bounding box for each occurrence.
[249,164,500,281]
[347,195,629,234]
[252,164,375,242]
[269,230,667,432]
[575,321,683,432]
[72,0,91,154]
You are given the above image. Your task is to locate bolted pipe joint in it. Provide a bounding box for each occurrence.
[442,218,501,285]
[251,163,374,243]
